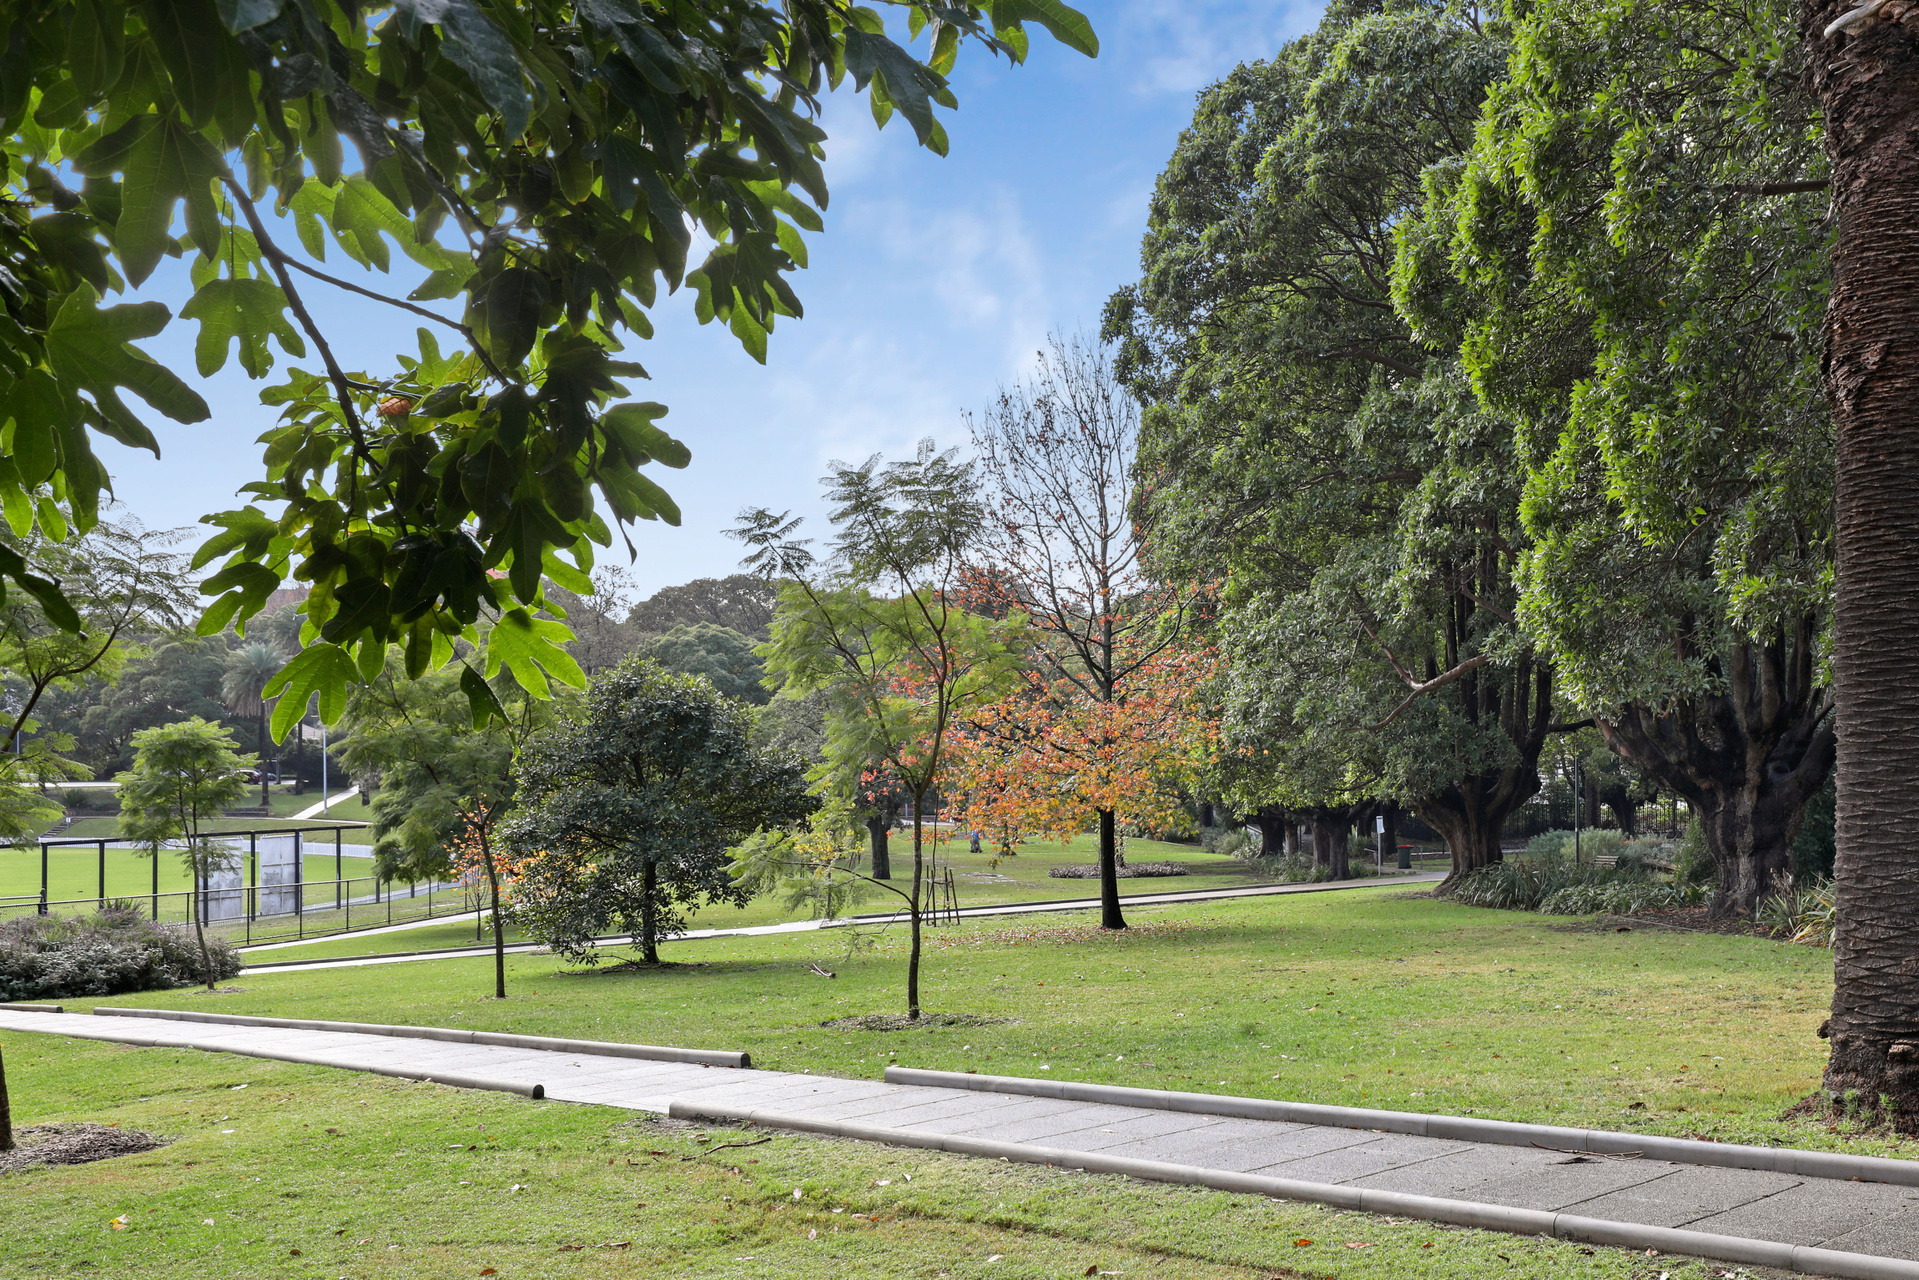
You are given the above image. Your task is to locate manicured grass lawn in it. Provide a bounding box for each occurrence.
[0,1040,1757,1280]
[6,884,1835,1278]
[252,835,1425,961]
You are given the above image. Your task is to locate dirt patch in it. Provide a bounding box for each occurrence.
[191,985,248,995]
[557,959,715,976]
[819,1012,1017,1032]
[0,1123,167,1173]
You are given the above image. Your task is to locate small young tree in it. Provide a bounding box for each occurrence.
[734,443,1022,1018]
[506,658,813,965]
[338,663,554,999]
[117,718,252,990]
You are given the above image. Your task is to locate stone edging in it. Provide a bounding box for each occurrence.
[0,1002,63,1012]
[36,1019,545,1099]
[92,1007,751,1069]
[666,1100,1919,1280]
[886,1067,1919,1188]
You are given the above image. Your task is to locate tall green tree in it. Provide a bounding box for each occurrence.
[338,662,555,998]
[642,622,768,705]
[1107,0,1542,880]
[117,717,252,990]
[736,443,1020,1017]
[1415,0,1835,916]
[220,640,286,808]
[0,0,1095,726]
[506,657,811,965]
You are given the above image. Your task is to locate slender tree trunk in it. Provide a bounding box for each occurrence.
[258,711,269,811]
[0,1047,12,1152]
[480,829,506,999]
[1802,6,1919,1126]
[865,813,892,879]
[907,800,924,1020]
[191,856,216,992]
[640,860,659,965]
[1423,659,1554,887]
[1097,808,1126,930]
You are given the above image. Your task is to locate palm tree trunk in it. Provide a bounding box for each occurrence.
[1806,8,1919,1127]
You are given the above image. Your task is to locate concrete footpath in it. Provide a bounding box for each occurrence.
[2,1005,1917,1278]
[237,872,1446,970]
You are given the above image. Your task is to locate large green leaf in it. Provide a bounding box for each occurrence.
[45,288,211,450]
[179,277,306,376]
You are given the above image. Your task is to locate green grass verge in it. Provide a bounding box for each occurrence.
[247,836,1427,961]
[9,883,1829,1280]
[0,1037,1768,1280]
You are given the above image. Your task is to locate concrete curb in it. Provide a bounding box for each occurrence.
[886,1067,1919,1189]
[93,1007,751,1069]
[666,1100,1919,1280]
[43,1021,545,1099]
[0,1002,63,1012]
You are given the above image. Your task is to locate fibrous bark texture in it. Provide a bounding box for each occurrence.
[1805,6,1919,1127]
[1598,624,1833,920]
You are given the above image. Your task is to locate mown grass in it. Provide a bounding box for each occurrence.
[1,883,1863,1278]
[0,1036,1757,1280]
[251,835,1428,961]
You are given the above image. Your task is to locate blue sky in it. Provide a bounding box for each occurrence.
[106,1,1325,602]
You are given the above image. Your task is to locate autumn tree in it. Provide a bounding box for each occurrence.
[963,334,1203,928]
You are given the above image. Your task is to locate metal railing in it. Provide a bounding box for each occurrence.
[5,824,476,946]
[0,873,479,947]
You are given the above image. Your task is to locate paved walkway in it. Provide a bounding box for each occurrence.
[237,873,1446,969]
[3,1006,1916,1273]
[289,786,360,821]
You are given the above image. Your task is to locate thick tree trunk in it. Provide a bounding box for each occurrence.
[1598,624,1833,919]
[1601,784,1639,837]
[1096,808,1127,929]
[639,860,659,965]
[864,813,892,880]
[1310,810,1352,881]
[1805,6,1919,1127]
[1285,822,1303,858]
[1420,655,1554,887]
[1254,807,1288,859]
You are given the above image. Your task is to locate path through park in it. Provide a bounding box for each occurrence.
[3,1005,1917,1278]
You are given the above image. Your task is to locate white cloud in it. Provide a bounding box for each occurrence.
[1114,0,1327,96]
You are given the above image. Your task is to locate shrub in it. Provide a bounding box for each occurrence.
[1448,854,1627,911]
[1047,862,1190,879]
[1523,828,1628,864]
[0,905,242,1001]
[1538,879,1700,916]
[1757,876,1836,947]
[1675,816,1716,888]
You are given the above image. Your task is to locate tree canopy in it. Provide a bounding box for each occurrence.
[0,0,1094,730]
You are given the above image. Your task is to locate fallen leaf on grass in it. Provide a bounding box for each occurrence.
[1343,1242,1372,1249]
[480,1271,497,1276]
[1292,1239,1313,1247]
